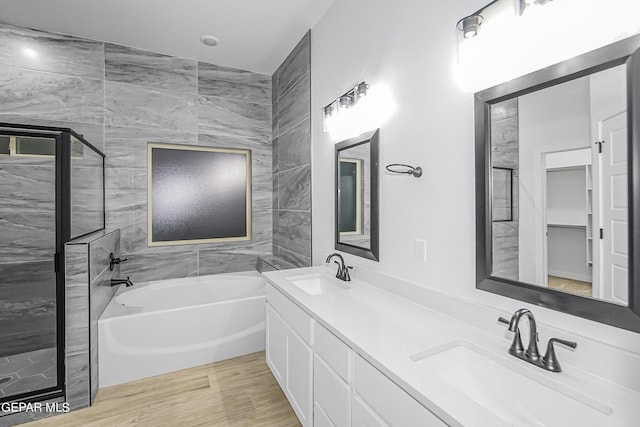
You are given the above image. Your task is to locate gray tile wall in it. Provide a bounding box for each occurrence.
[88,231,120,402]
[491,98,520,280]
[0,22,273,282]
[272,32,312,267]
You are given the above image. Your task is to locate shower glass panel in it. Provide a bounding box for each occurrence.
[0,123,104,404]
[0,133,59,400]
[71,135,105,238]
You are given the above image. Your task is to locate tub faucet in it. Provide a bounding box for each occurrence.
[326,253,353,282]
[111,277,134,287]
[499,309,577,372]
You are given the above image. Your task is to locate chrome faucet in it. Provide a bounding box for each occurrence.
[499,309,577,372]
[326,253,353,281]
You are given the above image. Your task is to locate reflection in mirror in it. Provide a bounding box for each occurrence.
[335,129,379,261]
[339,148,370,248]
[491,64,628,305]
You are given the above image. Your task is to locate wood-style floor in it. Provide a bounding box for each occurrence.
[24,352,300,427]
[548,275,592,297]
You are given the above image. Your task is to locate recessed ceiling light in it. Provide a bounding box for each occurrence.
[200,35,219,47]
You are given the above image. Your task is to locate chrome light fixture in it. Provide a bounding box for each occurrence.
[339,94,354,109]
[518,0,554,15]
[456,0,499,38]
[355,82,369,98]
[323,104,335,119]
[457,14,484,39]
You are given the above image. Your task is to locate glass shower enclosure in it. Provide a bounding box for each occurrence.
[0,123,104,404]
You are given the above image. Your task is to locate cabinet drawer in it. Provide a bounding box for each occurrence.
[314,323,352,382]
[353,394,388,427]
[354,355,446,427]
[267,283,313,344]
[314,354,351,427]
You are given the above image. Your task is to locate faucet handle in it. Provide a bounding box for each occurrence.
[344,265,353,282]
[498,316,510,325]
[541,338,577,372]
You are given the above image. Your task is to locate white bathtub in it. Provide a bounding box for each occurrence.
[98,272,266,387]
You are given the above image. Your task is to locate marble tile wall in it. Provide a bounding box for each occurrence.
[272,32,312,267]
[87,230,120,401]
[0,22,274,283]
[491,98,520,280]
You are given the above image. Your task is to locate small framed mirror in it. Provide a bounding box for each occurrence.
[475,35,640,332]
[335,129,379,261]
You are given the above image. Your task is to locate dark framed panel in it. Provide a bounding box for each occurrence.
[475,35,640,332]
[148,143,252,246]
[335,129,379,261]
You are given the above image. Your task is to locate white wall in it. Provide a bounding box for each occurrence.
[311,0,640,353]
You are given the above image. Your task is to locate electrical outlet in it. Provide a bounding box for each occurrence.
[415,239,427,263]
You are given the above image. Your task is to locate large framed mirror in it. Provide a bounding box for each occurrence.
[475,35,640,332]
[335,129,379,261]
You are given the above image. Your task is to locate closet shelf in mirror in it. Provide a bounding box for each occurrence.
[547,223,586,229]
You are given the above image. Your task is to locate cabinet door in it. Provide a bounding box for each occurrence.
[314,354,351,427]
[286,328,314,426]
[266,304,286,387]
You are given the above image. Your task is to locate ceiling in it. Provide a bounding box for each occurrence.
[0,0,335,75]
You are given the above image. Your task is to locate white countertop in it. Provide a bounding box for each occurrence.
[264,265,640,427]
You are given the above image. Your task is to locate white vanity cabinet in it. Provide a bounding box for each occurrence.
[266,284,314,426]
[266,282,447,427]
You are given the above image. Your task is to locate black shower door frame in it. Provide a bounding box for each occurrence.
[0,123,105,404]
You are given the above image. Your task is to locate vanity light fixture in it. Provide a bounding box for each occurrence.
[339,94,354,109]
[456,0,499,38]
[518,0,554,15]
[322,81,396,141]
[457,14,484,39]
[323,104,335,119]
[356,82,369,97]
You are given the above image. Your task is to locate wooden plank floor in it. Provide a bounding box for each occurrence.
[24,352,300,427]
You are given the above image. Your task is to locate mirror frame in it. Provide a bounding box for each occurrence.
[335,129,380,261]
[475,35,640,333]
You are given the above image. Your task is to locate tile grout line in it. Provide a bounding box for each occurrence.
[276,114,310,139]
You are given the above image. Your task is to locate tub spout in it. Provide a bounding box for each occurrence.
[111,277,134,287]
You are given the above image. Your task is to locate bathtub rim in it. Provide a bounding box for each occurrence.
[100,271,265,322]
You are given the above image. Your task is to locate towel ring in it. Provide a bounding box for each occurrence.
[385,163,423,178]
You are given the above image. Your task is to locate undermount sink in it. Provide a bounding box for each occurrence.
[287,273,350,295]
[411,341,612,427]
